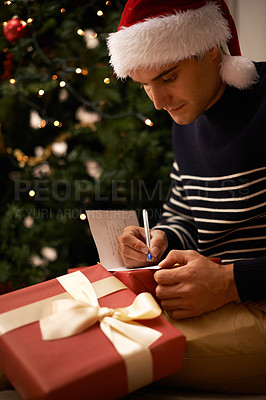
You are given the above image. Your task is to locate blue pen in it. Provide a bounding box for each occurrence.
[143,209,152,261]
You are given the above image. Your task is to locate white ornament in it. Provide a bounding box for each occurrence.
[84,29,99,49]
[59,89,69,102]
[30,255,47,267]
[52,141,68,157]
[34,146,44,157]
[41,246,58,262]
[33,162,51,178]
[86,160,101,179]
[24,215,34,228]
[76,106,101,124]
[30,110,43,129]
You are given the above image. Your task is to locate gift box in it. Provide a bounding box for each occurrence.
[68,266,158,300]
[113,258,222,298]
[0,264,186,400]
[113,269,157,298]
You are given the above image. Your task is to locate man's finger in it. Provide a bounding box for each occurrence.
[158,249,199,269]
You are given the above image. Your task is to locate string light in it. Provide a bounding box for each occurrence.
[41,120,46,128]
[4,1,12,5]
[77,29,85,36]
[27,18,33,24]
[106,1,112,5]
[9,78,16,84]
[104,78,110,84]
[53,120,62,127]
[59,81,66,87]
[60,8,66,13]
[75,68,82,74]
[38,89,44,97]
[97,10,103,17]
[145,118,153,127]
[52,74,58,80]
[80,213,86,221]
[29,190,35,197]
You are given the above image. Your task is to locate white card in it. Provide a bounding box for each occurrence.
[86,209,159,271]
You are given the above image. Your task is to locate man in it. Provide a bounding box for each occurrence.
[107,0,266,394]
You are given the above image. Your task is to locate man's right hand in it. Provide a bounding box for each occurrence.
[118,226,168,268]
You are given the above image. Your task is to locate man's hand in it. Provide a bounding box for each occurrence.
[118,226,168,268]
[154,250,240,319]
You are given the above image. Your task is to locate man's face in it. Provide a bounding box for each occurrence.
[130,49,225,125]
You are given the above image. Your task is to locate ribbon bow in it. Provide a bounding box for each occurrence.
[40,271,162,344]
[39,272,162,391]
[0,271,163,392]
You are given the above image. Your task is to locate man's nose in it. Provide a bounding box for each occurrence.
[149,86,170,110]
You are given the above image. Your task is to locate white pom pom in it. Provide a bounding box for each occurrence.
[219,55,259,90]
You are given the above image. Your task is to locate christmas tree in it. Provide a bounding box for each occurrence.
[0,0,173,291]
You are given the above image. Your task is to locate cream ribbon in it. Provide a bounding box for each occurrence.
[0,271,162,392]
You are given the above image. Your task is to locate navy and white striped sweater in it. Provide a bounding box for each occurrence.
[156,61,266,301]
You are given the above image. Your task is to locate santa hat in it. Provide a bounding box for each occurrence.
[107,0,258,89]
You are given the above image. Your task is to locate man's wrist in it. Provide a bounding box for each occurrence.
[224,263,240,303]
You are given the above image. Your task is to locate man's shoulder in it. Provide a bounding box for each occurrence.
[254,61,266,74]
[254,61,266,86]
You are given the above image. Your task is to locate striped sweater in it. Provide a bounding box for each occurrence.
[156,61,266,301]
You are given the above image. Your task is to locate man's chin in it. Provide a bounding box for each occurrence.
[168,109,199,126]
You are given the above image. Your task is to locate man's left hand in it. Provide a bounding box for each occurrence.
[154,250,240,319]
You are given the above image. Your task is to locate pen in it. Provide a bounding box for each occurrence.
[142,209,152,261]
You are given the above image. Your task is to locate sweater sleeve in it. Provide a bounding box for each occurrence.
[233,256,266,301]
[153,161,198,252]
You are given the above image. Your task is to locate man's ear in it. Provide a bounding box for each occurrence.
[209,46,221,60]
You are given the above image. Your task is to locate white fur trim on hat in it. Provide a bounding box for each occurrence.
[219,55,258,89]
[107,2,231,79]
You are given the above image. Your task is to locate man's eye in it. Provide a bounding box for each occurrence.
[163,76,175,83]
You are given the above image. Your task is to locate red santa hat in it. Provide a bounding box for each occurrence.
[107,0,258,89]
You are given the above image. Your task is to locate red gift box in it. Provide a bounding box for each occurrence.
[114,268,157,298]
[0,264,185,400]
[113,258,222,298]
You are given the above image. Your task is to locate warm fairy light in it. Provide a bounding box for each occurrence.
[145,119,153,127]
[81,69,88,75]
[54,120,61,127]
[29,190,35,197]
[75,68,82,74]
[52,74,58,80]
[38,89,44,96]
[9,78,16,84]
[77,29,85,36]
[59,81,66,87]
[80,213,86,221]
[4,1,12,5]
[61,8,66,13]
[41,120,46,128]
[106,1,112,5]
[104,78,110,84]
[27,18,33,24]
[97,10,103,16]
[89,31,97,38]
[20,20,27,28]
